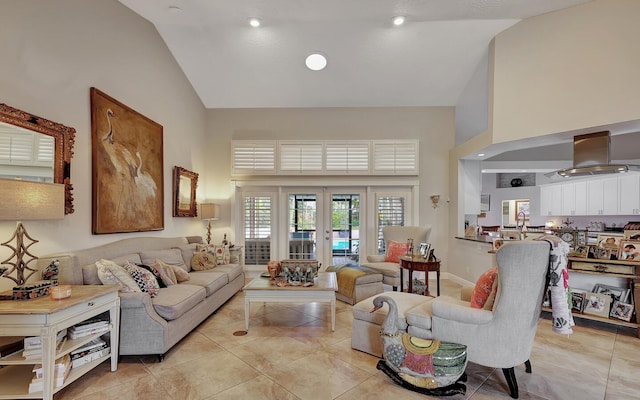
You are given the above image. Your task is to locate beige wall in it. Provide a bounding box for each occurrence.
[0,0,207,291]
[207,107,455,267]
[492,0,640,143]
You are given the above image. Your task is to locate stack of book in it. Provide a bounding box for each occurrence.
[28,353,71,393]
[70,337,110,369]
[68,313,110,339]
[22,329,67,359]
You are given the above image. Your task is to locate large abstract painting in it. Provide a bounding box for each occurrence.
[91,87,164,234]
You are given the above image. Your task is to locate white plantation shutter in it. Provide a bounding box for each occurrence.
[376,195,407,254]
[373,140,418,174]
[279,142,323,173]
[232,141,276,174]
[37,135,54,163]
[0,126,53,166]
[230,139,418,176]
[325,141,370,172]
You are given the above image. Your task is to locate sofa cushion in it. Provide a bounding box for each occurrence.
[385,240,410,263]
[83,253,143,285]
[152,284,206,321]
[359,261,402,278]
[406,299,435,331]
[95,259,141,293]
[210,264,243,283]
[140,249,188,272]
[177,244,198,270]
[123,262,160,297]
[187,271,228,296]
[352,292,427,331]
[191,252,217,271]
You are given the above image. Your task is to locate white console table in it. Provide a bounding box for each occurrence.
[0,285,120,399]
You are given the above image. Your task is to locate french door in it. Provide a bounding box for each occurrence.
[286,188,364,267]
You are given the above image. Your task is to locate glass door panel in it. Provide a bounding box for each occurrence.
[288,193,317,259]
[328,193,361,265]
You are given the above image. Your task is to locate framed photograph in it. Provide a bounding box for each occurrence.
[592,284,630,304]
[91,88,164,234]
[569,245,589,258]
[515,200,530,220]
[618,240,640,262]
[480,194,490,212]
[623,230,640,240]
[570,290,586,313]
[610,301,634,322]
[173,166,199,217]
[596,233,624,250]
[583,292,612,318]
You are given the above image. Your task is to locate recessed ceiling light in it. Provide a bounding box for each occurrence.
[477,153,485,157]
[305,53,327,71]
[248,18,261,27]
[392,16,405,26]
[168,5,182,13]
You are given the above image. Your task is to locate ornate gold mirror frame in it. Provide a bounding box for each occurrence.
[173,166,199,217]
[0,103,76,214]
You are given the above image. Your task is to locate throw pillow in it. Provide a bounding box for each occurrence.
[137,263,166,288]
[41,259,59,281]
[155,259,190,282]
[191,252,217,271]
[470,266,499,309]
[152,259,177,286]
[123,262,160,297]
[385,240,410,263]
[140,249,189,272]
[95,259,141,293]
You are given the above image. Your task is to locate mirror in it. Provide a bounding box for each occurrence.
[501,199,530,227]
[173,166,198,217]
[0,103,75,214]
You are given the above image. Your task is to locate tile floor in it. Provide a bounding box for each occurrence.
[56,279,640,400]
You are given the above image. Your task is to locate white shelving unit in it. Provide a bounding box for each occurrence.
[0,285,120,399]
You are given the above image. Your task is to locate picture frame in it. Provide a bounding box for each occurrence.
[91,88,164,234]
[618,239,640,262]
[515,200,530,220]
[583,292,612,318]
[480,194,490,212]
[569,245,589,258]
[596,233,624,250]
[570,290,586,313]
[623,230,640,240]
[173,166,199,217]
[592,284,630,304]
[610,300,634,322]
[418,242,431,259]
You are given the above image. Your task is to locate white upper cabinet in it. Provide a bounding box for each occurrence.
[587,177,618,215]
[540,184,562,216]
[561,181,587,216]
[619,174,640,215]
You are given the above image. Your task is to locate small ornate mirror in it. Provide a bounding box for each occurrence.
[0,103,76,214]
[173,166,198,217]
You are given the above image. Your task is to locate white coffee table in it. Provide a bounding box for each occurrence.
[243,272,338,331]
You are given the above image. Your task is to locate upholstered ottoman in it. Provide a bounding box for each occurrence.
[351,291,435,357]
[325,264,384,305]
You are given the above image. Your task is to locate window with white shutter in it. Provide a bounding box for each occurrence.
[243,195,273,265]
[279,142,323,173]
[232,141,276,174]
[325,141,370,172]
[372,140,418,174]
[376,195,407,254]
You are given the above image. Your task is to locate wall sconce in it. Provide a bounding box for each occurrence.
[0,179,64,285]
[430,195,440,209]
[200,203,220,244]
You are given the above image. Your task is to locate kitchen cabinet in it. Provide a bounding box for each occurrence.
[540,184,562,216]
[587,177,618,215]
[619,174,640,215]
[561,181,587,216]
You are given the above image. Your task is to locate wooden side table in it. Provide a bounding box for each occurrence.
[399,256,440,296]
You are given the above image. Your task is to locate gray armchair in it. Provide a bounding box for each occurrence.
[428,240,551,399]
[360,225,431,290]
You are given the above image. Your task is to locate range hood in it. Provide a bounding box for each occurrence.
[547,131,640,178]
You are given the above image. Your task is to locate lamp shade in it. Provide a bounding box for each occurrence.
[200,203,220,220]
[0,179,64,220]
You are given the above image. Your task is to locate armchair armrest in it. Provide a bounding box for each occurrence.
[460,285,474,302]
[431,297,494,325]
[366,255,386,263]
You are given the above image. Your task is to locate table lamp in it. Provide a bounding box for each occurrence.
[0,179,64,285]
[200,203,220,244]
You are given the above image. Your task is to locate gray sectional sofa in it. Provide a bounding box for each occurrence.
[36,236,244,359]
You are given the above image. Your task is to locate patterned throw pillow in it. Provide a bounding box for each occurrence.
[95,259,141,293]
[152,259,177,286]
[41,259,59,281]
[137,263,166,288]
[156,259,190,282]
[196,243,230,265]
[470,266,499,309]
[191,252,217,271]
[385,240,410,263]
[123,262,160,297]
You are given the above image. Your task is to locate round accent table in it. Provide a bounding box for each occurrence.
[399,255,440,296]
